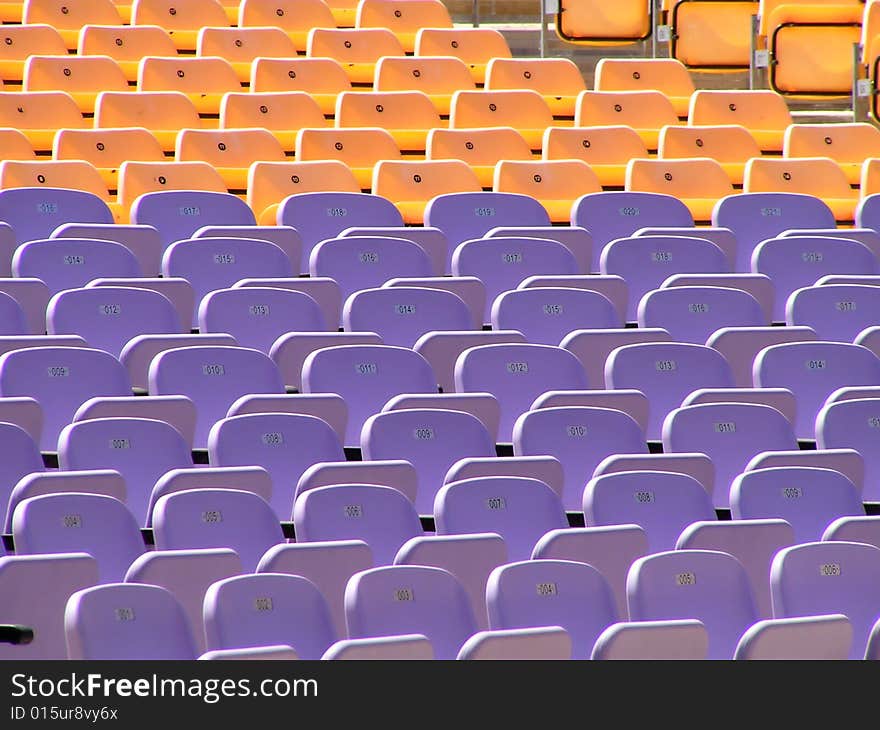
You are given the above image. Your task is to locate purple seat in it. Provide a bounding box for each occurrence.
[121,334,238,391]
[492,287,621,345]
[823,516,880,548]
[125,548,242,655]
[295,460,417,503]
[152,488,284,572]
[270,332,381,391]
[770,541,880,659]
[193,225,302,274]
[341,226,448,276]
[0,553,98,660]
[131,190,256,252]
[0,335,88,359]
[746,448,865,493]
[713,192,836,272]
[58,417,193,526]
[0,291,28,336]
[47,286,181,357]
[293,485,422,565]
[707,326,817,388]
[0,346,132,450]
[0,188,113,245]
[53,223,163,277]
[532,525,649,618]
[277,192,404,272]
[561,327,672,391]
[731,466,863,544]
[605,342,734,440]
[200,645,300,660]
[258,540,373,638]
[301,344,436,446]
[383,276,485,329]
[86,278,192,335]
[594,453,715,496]
[322,635,435,660]
[361,408,496,515]
[486,225,593,274]
[12,238,142,296]
[148,345,285,449]
[344,286,473,348]
[635,226,738,270]
[661,273,774,324]
[451,237,579,322]
[454,343,589,442]
[787,285,880,342]
[733,614,852,660]
[856,192,880,234]
[383,392,500,442]
[443,455,565,499]
[345,564,477,660]
[680,387,796,427]
[234,277,341,332]
[199,287,326,353]
[662,402,798,508]
[162,237,293,328]
[752,236,878,321]
[203,573,336,659]
[783,227,880,260]
[584,471,715,553]
[12,493,144,583]
[518,275,628,322]
[0,278,51,335]
[394,533,507,631]
[591,619,709,660]
[226,392,347,444]
[513,406,647,511]
[0,395,41,442]
[209,413,344,520]
[817,398,880,502]
[458,627,573,660]
[676,519,795,619]
[65,583,197,659]
[532,389,650,439]
[754,341,880,439]
[74,395,197,449]
[0,422,44,523]
[0,221,14,276]
[600,236,729,321]
[434,476,568,561]
[486,559,618,660]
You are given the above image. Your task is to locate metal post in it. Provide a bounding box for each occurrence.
[853,41,872,124]
[539,0,547,58]
[472,0,479,27]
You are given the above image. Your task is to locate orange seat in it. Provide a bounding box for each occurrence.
[556,0,650,42]
[355,0,452,52]
[0,24,67,83]
[130,0,230,51]
[861,157,880,196]
[53,127,165,190]
[374,56,475,116]
[0,91,86,152]
[414,28,511,84]
[542,125,648,188]
[427,127,532,188]
[238,0,338,52]
[373,159,481,224]
[326,0,358,26]
[176,128,288,191]
[335,90,442,153]
[575,90,680,150]
[0,160,110,207]
[250,57,352,116]
[449,90,554,151]
[659,124,761,185]
[863,0,880,65]
[494,159,601,223]
[23,0,124,49]
[117,160,227,218]
[784,123,880,186]
[78,25,178,83]
[688,90,792,153]
[0,0,22,22]
[625,157,735,222]
[137,56,242,116]
[307,28,405,84]
[295,127,401,189]
[23,55,130,114]
[248,160,361,225]
[594,58,695,118]
[670,0,758,69]
[220,92,327,151]
[484,58,587,117]
[196,27,298,83]
[744,156,857,222]
[0,128,36,160]
[95,91,202,151]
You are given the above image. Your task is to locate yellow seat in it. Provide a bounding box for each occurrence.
[594,58,695,118]
[53,127,165,191]
[372,159,481,224]
[0,128,36,160]
[0,0,22,22]
[221,92,327,151]
[95,91,202,152]
[137,56,242,117]
[335,90,441,154]
[239,0,338,52]
[542,125,648,188]
[78,25,178,83]
[307,27,405,84]
[784,123,880,186]
[23,0,124,49]
[625,157,735,222]
[484,58,587,118]
[248,160,361,224]
[0,24,67,84]
[23,55,130,114]
[131,0,230,52]
[355,0,452,52]
[414,28,511,84]
[196,27,298,84]
[449,89,554,151]
[556,0,650,43]
[295,127,401,189]
[659,124,761,185]
[861,157,880,196]
[250,57,353,116]
[0,91,86,152]
[427,127,532,188]
[117,160,227,219]
[0,160,110,209]
[744,156,857,222]
[670,0,758,69]
[493,159,601,223]
[176,128,288,191]
[688,90,792,153]
[374,56,475,116]
[326,0,358,26]
[863,0,880,64]
[575,90,680,150]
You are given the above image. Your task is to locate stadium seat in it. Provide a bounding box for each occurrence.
[77,24,178,82]
[625,158,734,221]
[307,28,405,84]
[373,160,481,224]
[95,91,202,152]
[555,0,650,43]
[595,58,696,118]
[176,128,286,191]
[226,393,346,442]
[733,615,852,660]
[661,273,772,321]
[196,27,296,83]
[238,0,337,52]
[295,128,400,190]
[680,387,796,425]
[249,57,350,117]
[336,91,442,155]
[383,392,499,440]
[493,160,602,223]
[592,620,709,660]
[787,285,880,342]
[0,129,35,164]
[449,89,554,151]
[817,398,880,502]
[746,449,865,494]
[414,27,511,84]
[86,276,192,325]
[24,0,124,49]
[235,279,341,335]
[195,226,303,275]
[669,0,757,69]
[658,125,760,186]
[355,0,452,52]
[323,635,433,660]
[529,389,649,433]
[784,123,880,186]
[0,421,43,515]
[131,0,230,52]
[689,90,792,152]
[542,125,649,188]
[823,515,880,549]
[374,56,475,116]
[559,328,670,391]
[485,58,587,117]
[517,275,619,311]
[0,91,86,153]
[137,56,241,116]
[575,91,680,150]
[73,394,196,447]
[459,627,572,660]
[296,460,415,503]
[23,55,128,114]
[0,159,109,207]
[0,24,67,83]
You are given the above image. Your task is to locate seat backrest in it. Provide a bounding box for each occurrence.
[626,157,734,203]
[734,615,853,660]
[787,284,880,342]
[494,159,602,207]
[0,24,67,71]
[374,55,474,95]
[428,127,531,167]
[24,0,124,31]
[307,27,405,62]
[543,125,649,174]
[458,626,572,660]
[706,325,817,388]
[137,56,241,95]
[659,124,761,167]
[131,0,230,30]
[53,128,164,172]
[595,58,696,98]
[73,395,197,446]
[0,422,44,529]
[23,54,128,97]
[450,89,553,133]
[785,123,880,165]
[485,57,587,96]
[250,57,351,97]
[592,619,709,660]
[296,127,400,169]
[239,0,336,41]
[575,90,679,132]
[95,91,201,140]
[0,187,113,245]
[196,26,296,62]
[357,0,452,33]
[818,398,880,502]
[220,92,327,147]
[744,157,854,204]
[372,159,481,208]
[0,159,109,202]
[176,128,286,170]
[78,24,178,67]
[414,27,511,68]
[689,90,792,142]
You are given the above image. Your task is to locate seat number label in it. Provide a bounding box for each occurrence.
[675,572,696,586]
